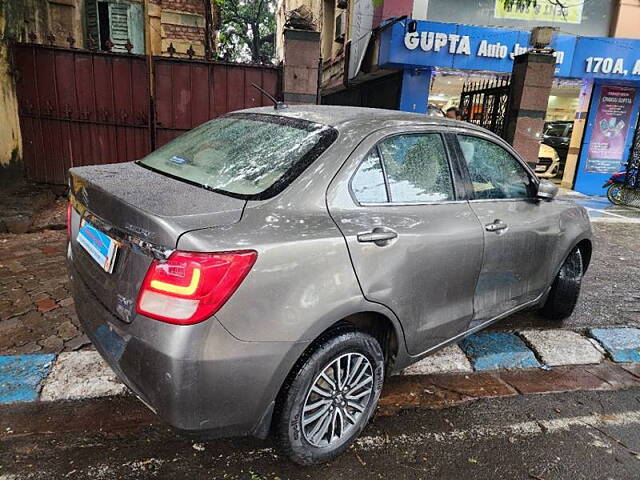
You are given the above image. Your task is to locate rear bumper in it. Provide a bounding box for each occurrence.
[68,260,308,438]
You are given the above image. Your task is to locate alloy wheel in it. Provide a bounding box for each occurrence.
[301,352,374,447]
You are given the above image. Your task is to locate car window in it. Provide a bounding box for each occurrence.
[351,149,388,204]
[566,124,573,137]
[544,123,567,137]
[458,135,533,200]
[377,134,454,203]
[139,114,337,199]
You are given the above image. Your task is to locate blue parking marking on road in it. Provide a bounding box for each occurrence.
[589,328,640,363]
[0,354,56,404]
[460,333,541,371]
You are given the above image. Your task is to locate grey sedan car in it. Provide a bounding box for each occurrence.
[67,106,592,465]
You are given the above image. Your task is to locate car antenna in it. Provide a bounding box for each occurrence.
[251,83,288,110]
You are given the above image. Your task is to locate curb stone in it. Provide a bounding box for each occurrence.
[2,328,640,405]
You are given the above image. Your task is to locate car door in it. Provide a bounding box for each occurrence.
[453,132,562,324]
[327,128,484,355]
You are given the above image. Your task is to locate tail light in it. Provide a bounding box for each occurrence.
[67,202,73,240]
[136,250,257,325]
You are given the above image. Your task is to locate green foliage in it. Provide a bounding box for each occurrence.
[216,0,275,64]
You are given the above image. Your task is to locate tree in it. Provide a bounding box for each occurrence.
[216,0,275,64]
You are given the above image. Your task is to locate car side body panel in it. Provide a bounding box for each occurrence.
[325,125,484,355]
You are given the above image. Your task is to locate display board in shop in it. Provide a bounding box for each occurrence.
[586,86,638,174]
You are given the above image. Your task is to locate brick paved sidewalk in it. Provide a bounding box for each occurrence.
[0,230,90,354]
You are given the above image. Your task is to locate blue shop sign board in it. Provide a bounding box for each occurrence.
[379,20,640,82]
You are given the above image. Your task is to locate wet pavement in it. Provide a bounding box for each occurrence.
[2,385,639,479]
[569,195,640,223]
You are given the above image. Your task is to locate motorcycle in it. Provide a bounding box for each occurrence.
[603,167,638,205]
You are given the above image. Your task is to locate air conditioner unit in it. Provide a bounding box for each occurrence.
[335,12,346,43]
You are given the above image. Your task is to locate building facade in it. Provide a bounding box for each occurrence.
[275,0,640,195]
[6,0,217,58]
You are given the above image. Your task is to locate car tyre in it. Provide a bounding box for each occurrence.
[607,184,626,205]
[540,248,583,321]
[274,329,384,465]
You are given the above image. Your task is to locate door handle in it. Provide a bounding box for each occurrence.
[357,228,398,246]
[485,219,508,233]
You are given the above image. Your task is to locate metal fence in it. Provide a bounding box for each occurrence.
[13,38,281,184]
[459,77,511,139]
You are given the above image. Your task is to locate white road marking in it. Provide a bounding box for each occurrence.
[586,207,629,218]
[402,345,473,375]
[40,351,126,402]
[356,410,640,450]
[519,329,604,367]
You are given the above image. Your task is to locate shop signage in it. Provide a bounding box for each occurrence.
[494,0,584,24]
[586,86,638,174]
[570,37,640,80]
[379,21,574,76]
[379,20,640,81]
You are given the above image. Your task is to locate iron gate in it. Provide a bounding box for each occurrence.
[459,77,511,139]
[13,39,282,184]
[14,43,152,184]
[153,57,280,147]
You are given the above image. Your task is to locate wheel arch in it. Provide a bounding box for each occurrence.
[256,310,403,439]
[576,238,592,273]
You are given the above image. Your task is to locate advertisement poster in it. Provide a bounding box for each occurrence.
[586,86,637,174]
[494,1,583,24]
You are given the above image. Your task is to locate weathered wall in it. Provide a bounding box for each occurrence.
[0,0,24,182]
[611,0,640,39]
[21,0,85,47]
[158,0,212,57]
[275,0,322,61]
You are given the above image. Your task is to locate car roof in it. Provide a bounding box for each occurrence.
[240,105,487,133]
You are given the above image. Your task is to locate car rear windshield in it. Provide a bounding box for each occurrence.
[138,113,338,199]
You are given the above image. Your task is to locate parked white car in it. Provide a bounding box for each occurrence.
[535,144,561,179]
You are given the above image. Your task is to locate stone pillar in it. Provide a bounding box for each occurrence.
[282,29,321,105]
[561,81,594,189]
[146,1,162,56]
[398,68,431,114]
[503,52,556,168]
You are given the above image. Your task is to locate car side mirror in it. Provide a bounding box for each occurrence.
[537,179,558,200]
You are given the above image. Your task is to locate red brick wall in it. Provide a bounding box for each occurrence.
[161,0,205,16]
[163,24,205,43]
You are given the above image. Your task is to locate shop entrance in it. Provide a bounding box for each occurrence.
[428,69,582,181]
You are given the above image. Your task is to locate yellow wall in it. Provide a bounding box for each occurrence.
[0,8,22,180]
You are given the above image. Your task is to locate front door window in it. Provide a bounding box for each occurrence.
[458,135,533,200]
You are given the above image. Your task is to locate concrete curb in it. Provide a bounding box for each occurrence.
[1,327,640,405]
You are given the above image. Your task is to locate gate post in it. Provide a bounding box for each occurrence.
[282,28,321,104]
[503,51,556,168]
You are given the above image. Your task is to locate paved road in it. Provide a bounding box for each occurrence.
[2,389,640,479]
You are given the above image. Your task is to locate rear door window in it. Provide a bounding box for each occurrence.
[351,150,388,204]
[377,134,454,203]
